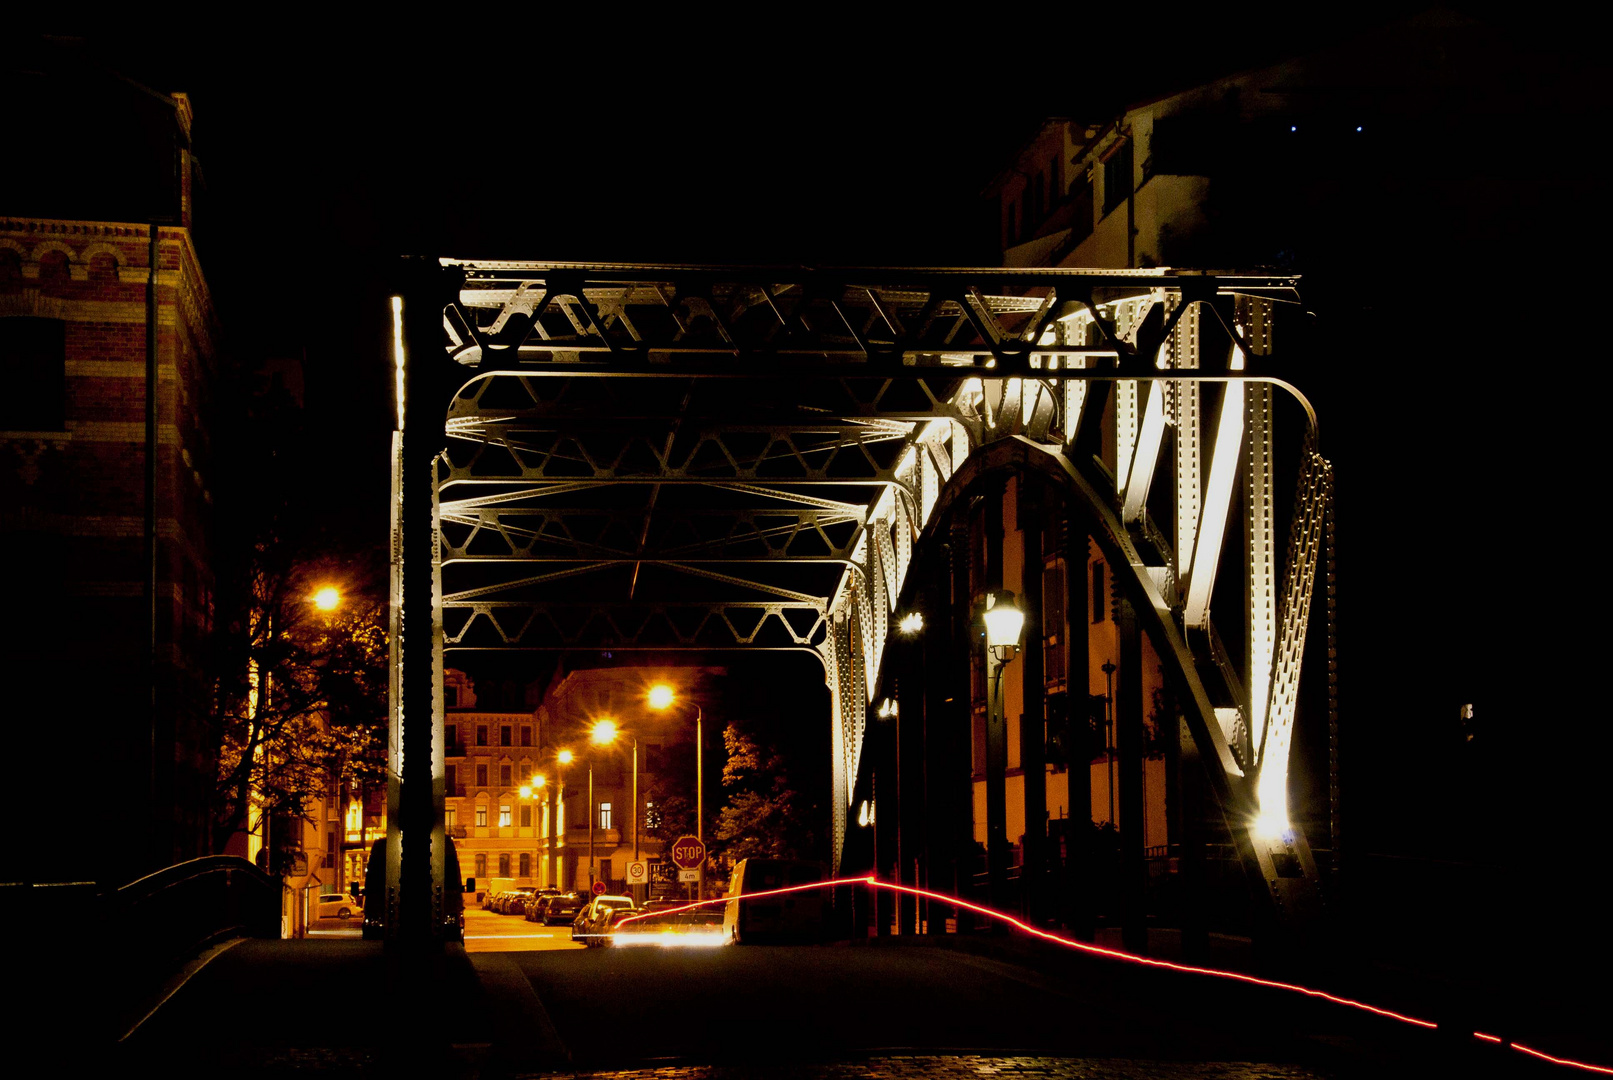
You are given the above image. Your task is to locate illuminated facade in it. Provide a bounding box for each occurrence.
[442,668,551,892]
[529,665,721,895]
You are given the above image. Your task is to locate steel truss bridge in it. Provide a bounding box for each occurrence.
[382,260,1333,948]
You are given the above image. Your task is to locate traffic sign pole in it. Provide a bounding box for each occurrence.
[670,834,706,901]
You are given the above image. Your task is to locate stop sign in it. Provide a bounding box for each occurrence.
[670,834,707,870]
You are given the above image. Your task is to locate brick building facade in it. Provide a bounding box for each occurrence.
[1,59,218,885]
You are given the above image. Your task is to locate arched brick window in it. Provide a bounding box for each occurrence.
[37,250,70,284]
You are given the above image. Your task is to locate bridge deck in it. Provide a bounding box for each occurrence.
[106,926,1571,1078]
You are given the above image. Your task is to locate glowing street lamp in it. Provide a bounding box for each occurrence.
[587,717,642,891]
[312,587,341,612]
[549,753,573,889]
[983,592,1025,662]
[982,592,1024,908]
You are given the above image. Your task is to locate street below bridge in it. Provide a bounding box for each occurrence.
[113,924,1572,1079]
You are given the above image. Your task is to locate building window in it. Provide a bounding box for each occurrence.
[500,725,512,746]
[599,802,613,830]
[445,725,457,749]
[0,317,66,432]
[498,853,510,877]
[1092,562,1106,623]
[476,725,488,746]
[520,805,531,828]
[446,807,457,830]
[520,725,531,747]
[1103,138,1133,213]
[446,765,457,793]
[519,853,531,878]
[475,853,487,878]
[444,686,459,708]
[1044,559,1067,684]
[500,764,512,788]
[499,805,512,828]
[476,764,488,788]
[476,806,488,827]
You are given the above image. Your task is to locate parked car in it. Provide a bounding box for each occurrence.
[498,887,538,914]
[523,890,561,921]
[316,892,360,920]
[571,894,634,945]
[360,838,465,942]
[543,893,584,926]
[723,858,825,944]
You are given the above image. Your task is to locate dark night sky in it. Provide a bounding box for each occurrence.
[91,6,1440,524]
[28,9,1611,869]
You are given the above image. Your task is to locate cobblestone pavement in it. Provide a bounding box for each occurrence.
[522,1056,1327,1080]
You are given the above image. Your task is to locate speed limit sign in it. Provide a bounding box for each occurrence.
[626,860,648,884]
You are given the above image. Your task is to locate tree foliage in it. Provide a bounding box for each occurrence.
[207,357,389,858]
[210,548,389,854]
[712,724,814,862]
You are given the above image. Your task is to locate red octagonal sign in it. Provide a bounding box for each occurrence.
[670,835,707,870]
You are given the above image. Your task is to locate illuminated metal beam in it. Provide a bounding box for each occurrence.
[1181,345,1247,630]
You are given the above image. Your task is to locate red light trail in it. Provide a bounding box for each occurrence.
[610,875,1610,1074]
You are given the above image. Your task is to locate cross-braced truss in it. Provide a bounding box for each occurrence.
[399,261,1329,923]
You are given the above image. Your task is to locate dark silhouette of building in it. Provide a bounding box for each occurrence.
[2,41,219,884]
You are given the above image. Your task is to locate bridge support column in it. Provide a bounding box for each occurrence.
[1116,596,1147,955]
[1177,714,1209,963]
[895,620,926,935]
[390,261,453,955]
[921,610,948,937]
[1018,484,1047,923]
[936,519,974,931]
[1063,522,1093,940]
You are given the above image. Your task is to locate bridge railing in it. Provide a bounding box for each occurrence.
[111,855,282,974]
[3,856,279,1043]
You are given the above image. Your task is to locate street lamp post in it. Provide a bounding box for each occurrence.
[648,685,703,899]
[983,592,1024,914]
[554,749,573,890]
[520,775,546,888]
[587,719,624,891]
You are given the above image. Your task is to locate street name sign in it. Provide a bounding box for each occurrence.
[670,835,707,870]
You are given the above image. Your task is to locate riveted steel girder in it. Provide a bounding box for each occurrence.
[395,260,1330,924]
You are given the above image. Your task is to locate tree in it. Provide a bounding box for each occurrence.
[712,724,814,862]
[209,549,389,860]
[206,353,389,861]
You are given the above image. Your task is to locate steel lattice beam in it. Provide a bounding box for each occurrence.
[394,259,1330,919]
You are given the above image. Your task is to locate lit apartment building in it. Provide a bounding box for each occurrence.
[442,668,550,890]
[531,664,723,895]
